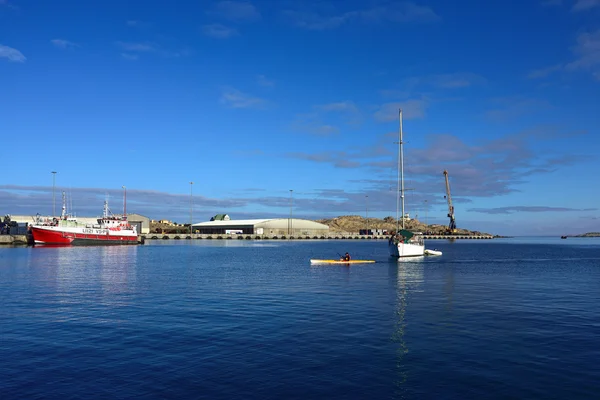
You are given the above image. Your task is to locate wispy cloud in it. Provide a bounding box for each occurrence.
[528,29,600,81]
[284,124,592,206]
[469,206,597,214]
[219,87,266,109]
[430,73,487,88]
[0,0,17,10]
[257,74,274,87]
[207,1,261,21]
[528,64,563,79]
[126,20,151,28]
[117,41,156,52]
[203,23,239,38]
[287,151,361,168]
[50,39,79,49]
[291,101,362,135]
[374,99,428,122]
[0,44,25,62]
[485,96,552,121]
[121,53,139,61]
[116,41,191,59]
[283,1,439,30]
[565,29,600,79]
[572,0,600,11]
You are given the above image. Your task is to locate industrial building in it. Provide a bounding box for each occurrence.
[192,218,330,236]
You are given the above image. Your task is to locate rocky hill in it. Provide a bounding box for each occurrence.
[316,215,493,236]
[573,232,600,237]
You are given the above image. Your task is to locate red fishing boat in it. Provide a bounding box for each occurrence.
[30,191,138,245]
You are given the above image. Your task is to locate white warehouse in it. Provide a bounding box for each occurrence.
[192,218,330,236]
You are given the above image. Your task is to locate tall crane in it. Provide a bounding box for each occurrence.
[443,170,457,233]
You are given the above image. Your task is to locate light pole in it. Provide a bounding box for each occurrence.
[289,189,293,236]
[190,181,194,235]
[365,195,369,235]
[51,171,57,217]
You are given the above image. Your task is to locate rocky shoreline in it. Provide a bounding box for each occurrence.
[316,215,493,236]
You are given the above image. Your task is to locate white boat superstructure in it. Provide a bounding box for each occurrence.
[388,108,425,258]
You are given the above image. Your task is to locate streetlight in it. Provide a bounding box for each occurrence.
[122,186,127,218]
[289,189,293,236]
[51,171,57,217]
[365,195,369,235]
[190,181,194,235]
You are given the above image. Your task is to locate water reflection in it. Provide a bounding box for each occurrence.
[32,245,139,306]
[389,259,424,397]
[98,245,138,299]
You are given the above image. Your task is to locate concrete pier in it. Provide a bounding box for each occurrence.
[0,235,29,245]
[142,233,494,241]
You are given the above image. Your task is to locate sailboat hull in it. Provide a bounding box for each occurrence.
[388,239,425,258]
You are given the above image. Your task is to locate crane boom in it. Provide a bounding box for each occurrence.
[443,170,457,233]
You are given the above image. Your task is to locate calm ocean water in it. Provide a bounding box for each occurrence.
[1,237,599,399]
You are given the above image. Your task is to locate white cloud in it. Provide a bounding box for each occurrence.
[374,99,428,122]
[203,24,238,38]
[572,0,600,11]
[207,1,261,21]
[51,39,79,49]
[220,87,266,108]
[0,44,25,62]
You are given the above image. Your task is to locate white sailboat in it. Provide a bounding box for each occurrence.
[388,108,425,258]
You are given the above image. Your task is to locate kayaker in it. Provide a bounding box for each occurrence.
[340,252,351,261]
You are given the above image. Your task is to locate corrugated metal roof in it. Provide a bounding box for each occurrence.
[192,219,274,227]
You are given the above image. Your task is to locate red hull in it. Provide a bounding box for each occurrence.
[31,227,138,245]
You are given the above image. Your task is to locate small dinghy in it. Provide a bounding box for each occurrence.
[424,249,443,256]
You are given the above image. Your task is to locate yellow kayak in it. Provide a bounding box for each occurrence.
[310,259,376,264]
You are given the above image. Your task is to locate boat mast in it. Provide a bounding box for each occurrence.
[61,191,67,220]
[397,108,405,231]
[122,186,127,220]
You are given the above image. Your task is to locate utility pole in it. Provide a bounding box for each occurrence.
[190,181,194,235]
[289,189,293,236]
[51,171,57,217]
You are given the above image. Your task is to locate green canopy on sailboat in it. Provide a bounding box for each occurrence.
[399,229,414,240]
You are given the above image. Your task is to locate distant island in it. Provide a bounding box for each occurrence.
[571,232,600,238]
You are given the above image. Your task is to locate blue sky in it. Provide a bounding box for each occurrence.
[1,0,599,235]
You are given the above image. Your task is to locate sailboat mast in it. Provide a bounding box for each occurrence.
[396,109,400,232]
[399,109,406,230]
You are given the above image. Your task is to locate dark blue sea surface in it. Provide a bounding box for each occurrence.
[1,238,599,399]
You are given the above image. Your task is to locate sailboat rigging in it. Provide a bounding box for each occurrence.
[388,108,425,258]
